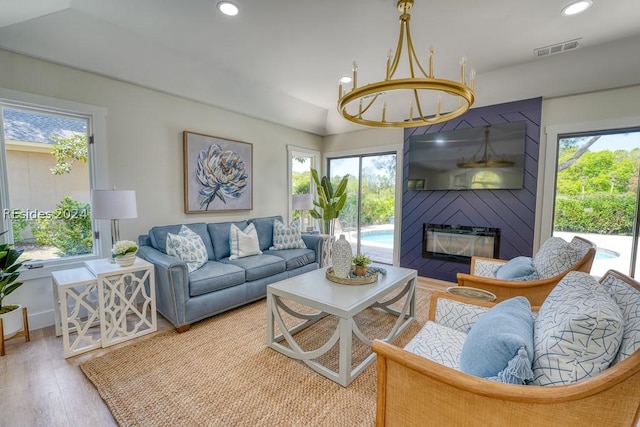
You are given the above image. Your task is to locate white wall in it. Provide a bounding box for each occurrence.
[0,49,322,329]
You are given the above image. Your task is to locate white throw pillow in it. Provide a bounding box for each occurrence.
[166,225,208,273]
[270,219,307,250]
[532,271,624,386]
[229,223,262,260]
[532,237,581,279]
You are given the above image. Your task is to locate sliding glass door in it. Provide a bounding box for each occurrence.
[552,128,640,277]
[328,153,396,264]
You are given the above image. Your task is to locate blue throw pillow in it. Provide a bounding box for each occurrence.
[459,296,534,384]
[495,256,537,280]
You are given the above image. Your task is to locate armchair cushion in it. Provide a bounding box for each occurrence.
[600,272,640,364]
[460,297,534,384]
[532,237,581,279]
[495,256,537,281]
[532,271,624,386]
[404,322,467,370]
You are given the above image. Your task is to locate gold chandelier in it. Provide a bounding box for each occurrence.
[457,126,515,168]
[337,0,475,128]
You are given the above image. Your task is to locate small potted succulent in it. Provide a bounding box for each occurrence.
[352,253,372,276]
[112,240,139,267]
[0,231,26,339]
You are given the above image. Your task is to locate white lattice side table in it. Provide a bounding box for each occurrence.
[84,257,157,347]
[51,267,101,358]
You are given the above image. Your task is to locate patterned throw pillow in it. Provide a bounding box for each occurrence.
[532,237,581,279]
[166,225,208,273]
[270,219,307,250]
[532,271,624,386]
[600,273,640,365]
[229,223,262,260]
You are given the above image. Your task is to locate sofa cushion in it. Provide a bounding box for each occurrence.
[150,222,214,260]
[166,225,209,273]
[270,219,307,250]
[600,273,640,364]
[264,248,316,270]
[460,297,534,384]
[208,220,248,260]
[532,271,624,386]
[248,216,283,251]
[222,254,286,281]
[189,261,246,297]
[532,237,581,279]
[404,322,467,370]
[495,256,538,281]
[229,223,262,260]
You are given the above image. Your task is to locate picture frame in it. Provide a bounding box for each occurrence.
[183,131,253,213]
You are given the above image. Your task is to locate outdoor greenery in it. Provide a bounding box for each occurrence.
[0,231,24,313]
[50,133,88,175]
[554,137,640,235]
[30,197,92,257]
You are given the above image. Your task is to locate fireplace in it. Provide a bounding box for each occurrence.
[422,223,500,264]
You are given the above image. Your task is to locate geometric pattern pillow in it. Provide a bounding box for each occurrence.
[532,237,581,279]
[600,273,640,365]
[404,321,467,370]
[473,258,505,278]
[270,219,307,250]
[532,271,624,386]
[229,223,262,260]
[434,298,490,334]
[166,225,208,273]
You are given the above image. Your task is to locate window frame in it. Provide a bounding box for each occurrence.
[0,87,110,280]
[287,145,320,225]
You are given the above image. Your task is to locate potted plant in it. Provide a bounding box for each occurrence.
[0,231,26,339]
[309,168,349,236]
[352,253,371,276]
[112,240,139,267]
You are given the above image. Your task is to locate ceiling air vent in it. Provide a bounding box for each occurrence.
[534,38,582,58]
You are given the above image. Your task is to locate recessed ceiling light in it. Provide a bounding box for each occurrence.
[561,0,593,16]
[217,1,239,16]
[339,76,352,84]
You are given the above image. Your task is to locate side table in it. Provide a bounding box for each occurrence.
[51,257,157,358]
[85,257,157,348]
[51,267,102,358]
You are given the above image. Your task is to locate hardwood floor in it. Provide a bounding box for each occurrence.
[0,276,450,427]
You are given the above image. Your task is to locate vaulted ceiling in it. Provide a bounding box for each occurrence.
[1,0,639,135]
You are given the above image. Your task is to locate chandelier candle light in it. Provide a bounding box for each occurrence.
[337,0,475,128]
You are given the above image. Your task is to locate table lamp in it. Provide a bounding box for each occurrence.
[91,189,138,244]
[292,194,314,232]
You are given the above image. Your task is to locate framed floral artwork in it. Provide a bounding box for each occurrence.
[183,131,253,213]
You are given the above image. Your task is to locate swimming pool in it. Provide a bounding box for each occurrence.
[360,230,394,245]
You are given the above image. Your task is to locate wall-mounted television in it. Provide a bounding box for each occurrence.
[407,121,527,191]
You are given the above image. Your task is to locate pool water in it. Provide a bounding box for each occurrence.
[595,248,620,260]
[360,231,394,245]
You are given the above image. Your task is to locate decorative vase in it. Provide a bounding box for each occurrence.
[115,251,137,267]
[0,304,23,339]
[354,265,366,276]
[332,234,353,278]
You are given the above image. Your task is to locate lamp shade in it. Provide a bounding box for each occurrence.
[292,194,313,211]
[91,189,138,220]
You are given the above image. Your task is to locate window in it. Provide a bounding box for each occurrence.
[0,88,109,274]
[288,146,319,230]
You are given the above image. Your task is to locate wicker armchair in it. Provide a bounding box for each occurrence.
[456,236,596,307]
[372,270,640,427]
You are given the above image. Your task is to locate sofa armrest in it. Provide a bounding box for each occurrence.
[136,245,190,328]
[429,291,493,333]
[301,234,325,266]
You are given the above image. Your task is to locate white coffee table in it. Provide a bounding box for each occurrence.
[266,265,417,387]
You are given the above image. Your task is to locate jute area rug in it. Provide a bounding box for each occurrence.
[80,286,432,427]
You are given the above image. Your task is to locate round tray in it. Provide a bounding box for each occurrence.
[446,286,497,301]
[326,267,378,285]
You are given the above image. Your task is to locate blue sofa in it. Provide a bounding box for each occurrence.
[137,215,324,331]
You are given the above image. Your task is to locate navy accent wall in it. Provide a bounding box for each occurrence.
[400,98,542,282]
